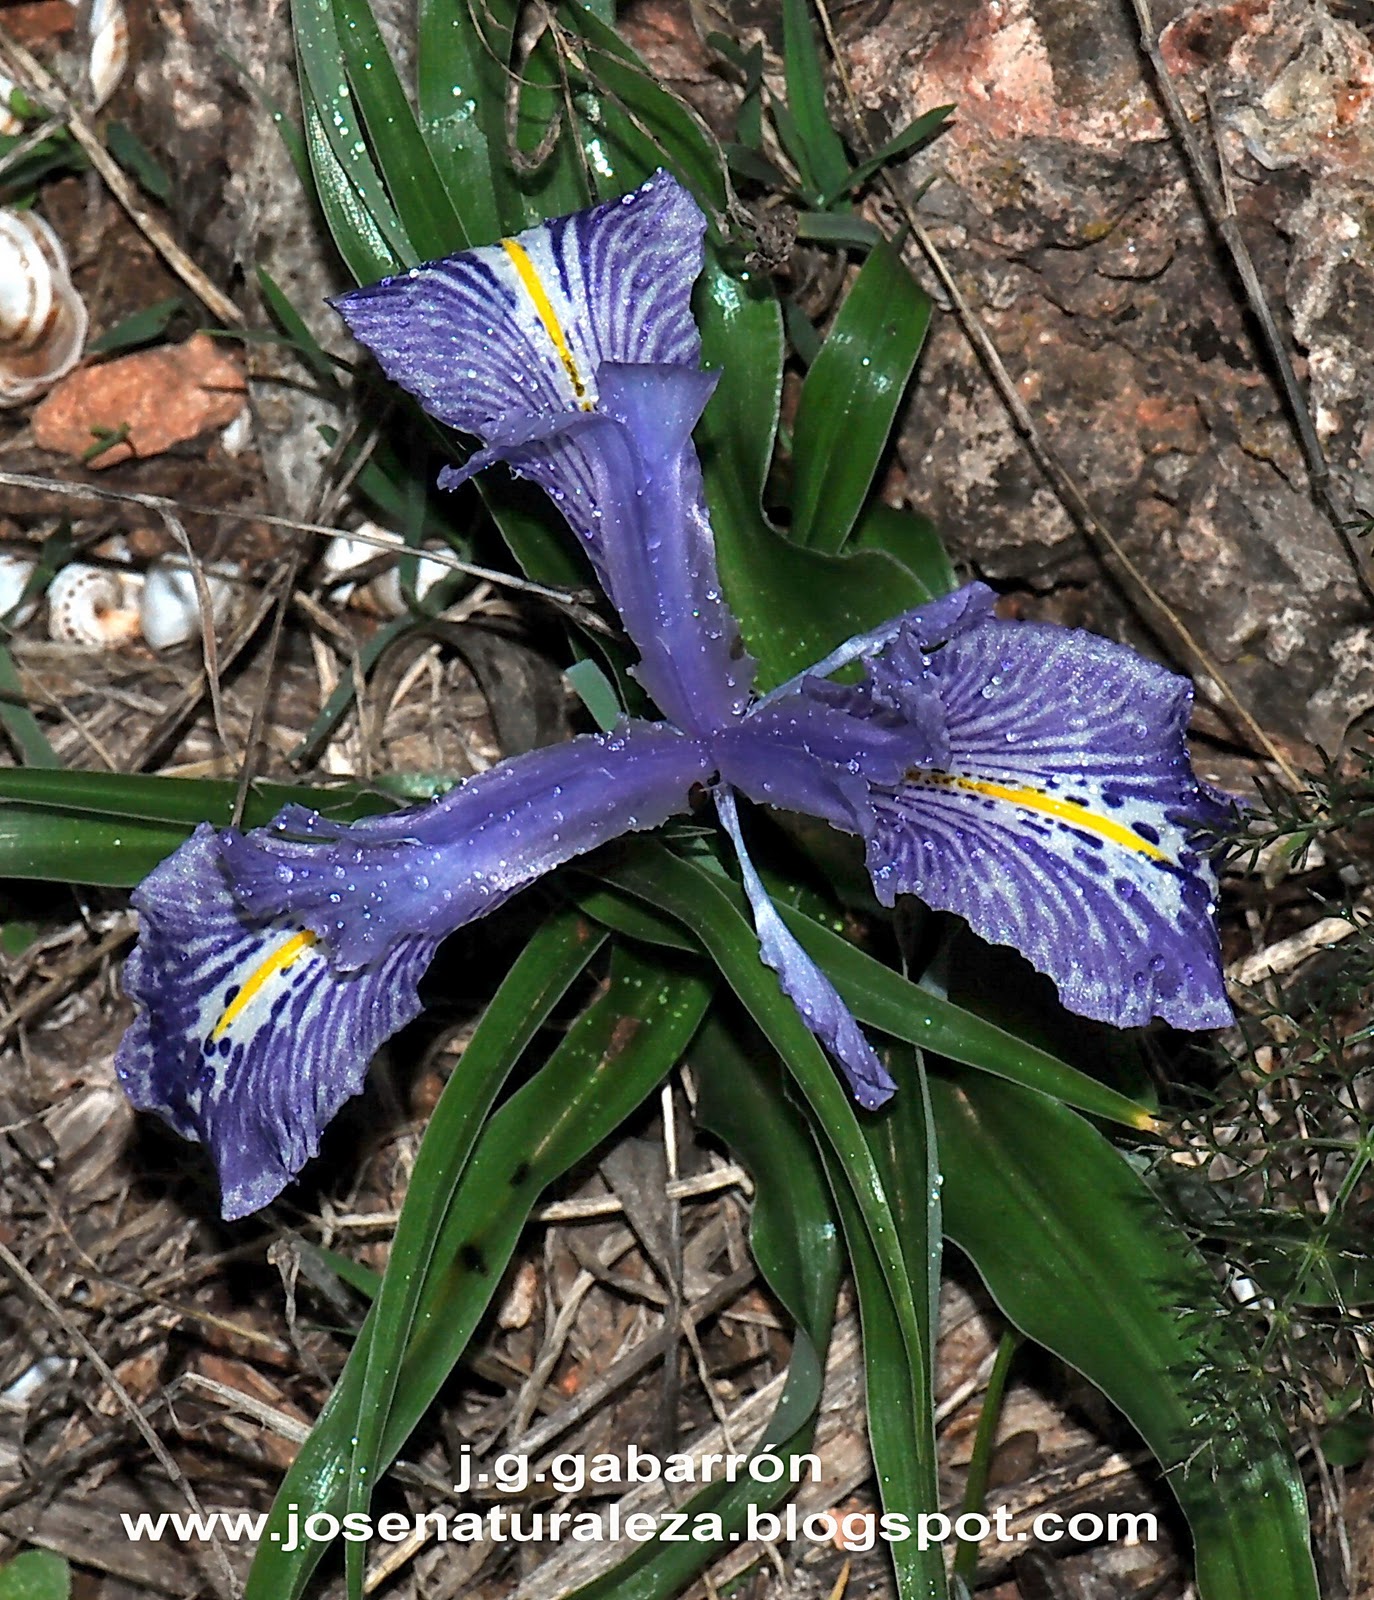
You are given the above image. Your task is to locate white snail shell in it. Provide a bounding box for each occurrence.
[0,553,37,626]
[0,73,23,139]
[88,0,129,111]
[139,557,239,650]
[0,210,88,409]
[47,563,144,646]
[320,522,448,616]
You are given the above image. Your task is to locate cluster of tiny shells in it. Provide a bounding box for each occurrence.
[88,0,128,110]
[0,209,88,408]
[1,547,240,650]
[320,522,449,616]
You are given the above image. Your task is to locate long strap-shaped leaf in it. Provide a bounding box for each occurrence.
[585,846,945,1586]
[339,907,606,1595]
[790,239,932,554]
[331,0,470,259]
[931,1072,1319,1600]
[245,946,710,1600]
[693,251,938,689]
[817,1039,944,1600]
[293,0,412,278]
[590,844,1158,1131]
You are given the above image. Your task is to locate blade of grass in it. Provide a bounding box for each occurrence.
[694,252,934,685]
[300,88,401,282]
[0,641,58,768]
[818,105,953,206]
[558,8,728,212]
[849,501,957,598]
[258,267,345,396]
[780,0,850,201]
[0,807,188,886]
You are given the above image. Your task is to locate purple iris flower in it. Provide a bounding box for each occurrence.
[116,171,1231,1220]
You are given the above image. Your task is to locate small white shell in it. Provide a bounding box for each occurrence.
[1,1355,70,1407]
[218,408,254,457]
[319,522,448,615]
[139,557,239,650]
[48,562,144,646]
[0,72,24,139]
[88,0,129,112]
[361,555,448,617]
[0,553,38,626]
[0,209,88,409]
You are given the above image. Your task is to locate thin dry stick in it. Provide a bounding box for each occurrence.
[16,670,122,770]
[0,471,610,627]
[507,1268,596,1441]
[511,1262,757,1458]
[150,501,236,765]
[1130,0,1374,610]
[0,1237,242,1600]
[0,29,243,328]
[0,918,133,1048]
[809,0,1302,791]
[230,541,305,825]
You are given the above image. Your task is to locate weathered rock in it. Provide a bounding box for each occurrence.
[131,0,416,517]
[833,0,1374,752]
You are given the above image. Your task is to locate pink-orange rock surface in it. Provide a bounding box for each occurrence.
[32,332,246,468]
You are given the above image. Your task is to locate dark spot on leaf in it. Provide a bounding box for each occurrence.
[606,1015,642,1062]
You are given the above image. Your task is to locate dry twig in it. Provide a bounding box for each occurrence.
[0,29,243,329]
[0,1237,242,1598]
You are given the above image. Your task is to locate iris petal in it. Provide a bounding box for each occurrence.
[716,668,947,837]
[716,789,896,1109]
[862,607,1230,1030]
[116,825,438,1220]
[332,170,703,438]
[334,173,750,733]
[118,725,711,1217]
[221,724,712,966]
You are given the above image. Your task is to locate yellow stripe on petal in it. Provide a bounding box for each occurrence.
[500,238,593,410]
[909,771,1169,861]
[212,929,318,1041]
